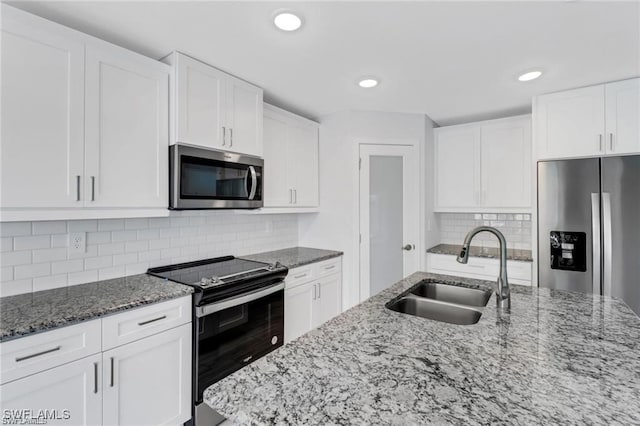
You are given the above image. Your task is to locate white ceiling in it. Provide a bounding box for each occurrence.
[6,1,640,125]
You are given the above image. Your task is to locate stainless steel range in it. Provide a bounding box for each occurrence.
[148,256,288,425]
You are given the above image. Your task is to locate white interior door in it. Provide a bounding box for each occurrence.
[359,144,419,300]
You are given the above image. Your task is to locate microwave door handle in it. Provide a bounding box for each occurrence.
[248,166,257,200]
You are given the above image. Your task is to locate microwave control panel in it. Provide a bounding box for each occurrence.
[550,231,587,272]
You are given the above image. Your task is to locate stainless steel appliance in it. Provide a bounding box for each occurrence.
[148,256,287,425]
[170,144,263,209]
[538,155,640,315]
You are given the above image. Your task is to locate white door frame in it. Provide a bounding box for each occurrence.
[359,143,420,301]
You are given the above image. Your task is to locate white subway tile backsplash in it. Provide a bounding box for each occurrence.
[32,221,67,235]
[13,235,50,251]
[1,212,298,296]
[0,222,31,237]
[15,263,51,280]
[437,212,532,250]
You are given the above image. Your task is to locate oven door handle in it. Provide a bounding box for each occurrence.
[248,166,257,200]
[196,282,284,318]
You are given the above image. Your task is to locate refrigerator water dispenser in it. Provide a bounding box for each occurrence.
[550,231,587,272]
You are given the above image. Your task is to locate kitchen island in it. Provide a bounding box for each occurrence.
[205,272,640,425]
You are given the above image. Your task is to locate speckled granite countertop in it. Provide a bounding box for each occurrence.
[428,243,533,262]
[0,274,193,342]
[241,247,343,269]
[205,272,640,425]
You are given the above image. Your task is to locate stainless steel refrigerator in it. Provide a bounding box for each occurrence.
[538,155,640,316]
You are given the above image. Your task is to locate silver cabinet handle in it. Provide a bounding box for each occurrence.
[609,133,614,152]
[294,189,297,204]
[76,176,81,201]
[294,273,307,279]
[222,127,226,146]
[289,189,293,204]
[325,265,336,270]
[317,283,321,299]
[90,176,95,201]
[15,345,61,362]
[230,128,233,147]
[312,283,317,300]
[110,357,115,387]
[137,315,166,326]
[599,134,604,152]
[94,362,99,394]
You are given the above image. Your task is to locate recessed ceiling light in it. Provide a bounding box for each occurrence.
[274,12,302,31]
[358,78,379,88]
[518,70,543,82]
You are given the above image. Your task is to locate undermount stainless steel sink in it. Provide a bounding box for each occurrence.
[386,281,492,325]
[409,281,492,307]
[386,296,483,325]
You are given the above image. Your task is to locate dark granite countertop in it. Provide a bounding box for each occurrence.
[205,272,640,425]
[241,247,343,269]
[428,243,533,262]
[0,274,193,342]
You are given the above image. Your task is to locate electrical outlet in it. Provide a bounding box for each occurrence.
[68,232,86,254]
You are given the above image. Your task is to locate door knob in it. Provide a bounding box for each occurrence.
[402,244,415,251]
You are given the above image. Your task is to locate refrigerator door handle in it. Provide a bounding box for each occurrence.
[602,192,613,297]
[591,193,602,296]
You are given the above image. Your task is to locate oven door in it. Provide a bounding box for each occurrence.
[170,144,263,209]
[195,283,284,401]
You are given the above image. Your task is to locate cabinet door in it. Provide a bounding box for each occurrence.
[435,126,480,209]
[315,273,342,327]
[84,44,169,208]
[288,123,319,207]
[605,79,640,155]
[0,353,102,426]
[225,76,263,156]
[174,53,226,149]
[481,117,532,208]
[1,7,84,208]
[284,282,315,343]
[102,324,191,426]
[263,111,292,207]
[536,85,605,159]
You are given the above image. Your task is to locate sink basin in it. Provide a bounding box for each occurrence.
[386,296,483,325]
[410,281,492,307]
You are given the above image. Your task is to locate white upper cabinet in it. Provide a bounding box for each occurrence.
[0,5,170,221]
[84,44,169,209]
[481,116,532,208]
[1,6,85,209]
[434,125,480,209]
[165,52,263,157]
[535,78,639,160]
[535,85,605,159]
[605,79,640,155]
[435,115,532,212]
[263,104,319,210]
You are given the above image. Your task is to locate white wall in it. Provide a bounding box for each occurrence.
[299,110,434,310]
[0,212,298,297]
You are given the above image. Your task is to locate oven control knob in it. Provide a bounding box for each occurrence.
[268,262,282,271]
[271,336,278,345]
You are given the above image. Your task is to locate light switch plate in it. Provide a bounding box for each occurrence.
[68,232,86,254]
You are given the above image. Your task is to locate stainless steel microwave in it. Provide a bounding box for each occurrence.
[170,144,263,209]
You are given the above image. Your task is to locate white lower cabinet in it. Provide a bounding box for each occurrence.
[0,353,103,426]
[0,296,192,426]
[284,258,342,343]
[102,323,191,426]
[426,253,532,286]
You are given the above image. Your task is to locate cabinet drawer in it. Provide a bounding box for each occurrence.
[102,296,191,350]
[313,257,342,279]
[1,319,101,385]
[285,265,315,289]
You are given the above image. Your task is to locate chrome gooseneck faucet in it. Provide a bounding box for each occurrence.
[457,226,511,312]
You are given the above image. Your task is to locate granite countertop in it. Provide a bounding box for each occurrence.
[0,274,193,342]
[241,247,343,269]
[205,272,640,425]
[428,243,533,262]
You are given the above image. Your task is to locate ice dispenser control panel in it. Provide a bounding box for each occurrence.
[550,231,587,272]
